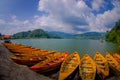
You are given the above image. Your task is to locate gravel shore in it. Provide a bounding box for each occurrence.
[0,44,52,80]
[0,43,120,80]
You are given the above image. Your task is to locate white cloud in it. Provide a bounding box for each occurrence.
[37,0,91,33]
[92,0,105,11]
[0,15,33,35]
[87,0,120,32]
[0,0,120,35]
[37,0,120,33]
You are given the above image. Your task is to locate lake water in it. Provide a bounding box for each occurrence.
[11,39,119,58]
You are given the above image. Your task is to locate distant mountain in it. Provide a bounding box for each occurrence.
[73,32,106,39]
[12,29,61,39]
[12,28,106,39]
[47,31,74,38]
[106,20,120,43]
[47,31,106,39]
[12,31,31,39]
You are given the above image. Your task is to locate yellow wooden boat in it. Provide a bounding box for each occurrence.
[3,42,38,51]
[58,52,80,80]
[3,35,11,39]
[79,54,96,80]
[3,43,25,49]
[14,50,56,57]
[30,51,68,73]
[11,55,42,66]
[94,52,109,80]
[113,52,120,63]
[106,52,120,75]
[3,42,51,55]
[9,47,44,53]
[11,51,57,66]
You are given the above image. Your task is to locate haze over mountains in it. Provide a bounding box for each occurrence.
[1,20,119,43]
[10,29,106,39]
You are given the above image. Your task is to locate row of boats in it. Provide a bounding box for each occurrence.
[2,42,120,80]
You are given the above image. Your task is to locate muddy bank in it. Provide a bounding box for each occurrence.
[0,44,52,80]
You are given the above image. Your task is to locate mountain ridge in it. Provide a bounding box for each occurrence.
[11,29,106,39]
[73,32,105,39]
[12,29,61,39]
[47,31,74,38]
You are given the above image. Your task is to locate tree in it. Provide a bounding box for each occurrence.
[106,20,120,43]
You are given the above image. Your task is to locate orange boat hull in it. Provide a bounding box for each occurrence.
[113,52,120,63]
[30,52,68,73]
[11,57,42,66]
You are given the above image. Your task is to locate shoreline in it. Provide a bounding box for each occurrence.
[0,43,120,80]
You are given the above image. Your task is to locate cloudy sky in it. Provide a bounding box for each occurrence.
[0,0,120,35]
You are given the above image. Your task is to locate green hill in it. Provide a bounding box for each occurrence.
[47,31,74,38]
[73,32,105,39]
[47,31,106,39]
[12,29,61,39]
[105,20,120,43]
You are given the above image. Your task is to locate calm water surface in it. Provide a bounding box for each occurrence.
[11,39,119,58]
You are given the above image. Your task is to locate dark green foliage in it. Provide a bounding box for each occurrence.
[12,29,61,39]
[105,20,120,43]
[47,31,106,39]
[47,31,74,38]
[28,29,49,38]
[12,31,31,39]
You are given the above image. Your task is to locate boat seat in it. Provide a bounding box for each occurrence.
[107,59,112,62]
[54,58,59,61]
[30,58,33,60]
[51,60,58,63]
[64,65,69,68]
[45,56,50,59]
[88,69,93,71]
[70,58,76,60]
[82,65,92,68]
[110,62,115,64]
[66,61,72,64]
[72,64,77,67]
[38,57,42,60]
[97,65,105,69]
[46,63,52,65]
[82,65,86,68]
[95,60,102,61]
[82,61,91,64]
[82,70,86,73]
[96,62,104,64]
[82,70,94,74]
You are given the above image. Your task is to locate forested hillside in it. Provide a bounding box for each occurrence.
[73,32,105,39]
[12,29,61,39]
[106,20,120,43]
